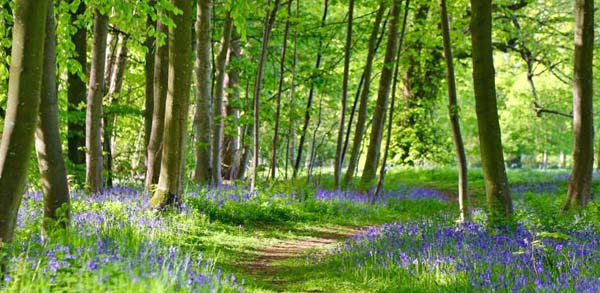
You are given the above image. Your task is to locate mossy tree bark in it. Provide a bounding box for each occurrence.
[470,0,513,226]
[223,30,242,181]
[150,0,193,208]
[0,0,50,243]
[144,2,156,169]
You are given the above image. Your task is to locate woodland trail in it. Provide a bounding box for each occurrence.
[238,225,367,292]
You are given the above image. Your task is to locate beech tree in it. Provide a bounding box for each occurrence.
[0,0,49,243]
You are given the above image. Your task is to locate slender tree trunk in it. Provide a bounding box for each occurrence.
[285,0,300,180]
[146,20,169,189]
[294,0,328,179]
[343,2,386,187]
[270,0,293,180]
[144,2,156,170]
[374,0,409,199]
[470,0,513,226]
[85,10,108,194]
[251,0,281,190]
[307,98,323,182]
[564,0,594,210]
[223,31,242,181]
[67,0,87,173]
[237,79,252,180]
[35,2,70,231]
[193,0,212,185]
[150,0,193,208]
[103,34,129,188]
[333,0,355,189]
[360,0,401,192]
[439,0,469,221]
[0,0,49,243]
[212,14,234,186]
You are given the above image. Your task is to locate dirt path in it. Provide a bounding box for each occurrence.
[239,225,365,291]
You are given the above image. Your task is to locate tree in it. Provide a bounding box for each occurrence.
[333,0,354,189]
[193,0,212,185]
[36,1,70,231]
[470,0,513,226]
[0,0,49,243]
[85,9,108,194]
[440,0,469,221]
[359,0,402,192]
[150,0,193,208]
[146,19,169,189]
[223,30,242,181]
[144,1,156,168]
[66,0,87,174]
[564,0,594,210]
[343,2,386,187]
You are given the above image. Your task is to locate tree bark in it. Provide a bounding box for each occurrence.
[193,0,212,185]
[146,20,169,189]
[285,0,300,180]
[333,0,354,189]
[0,0,49,243]
[251,0,281,190]
[35,2,70,231]
[270,0,293,180]
[223,30,242,181]
[293,0,328,179]
[67,0,87,172]
[150,0,193,208]
[564,0,594,210]
[212,14,234,186]
[470,0,513,226]
[85,10,108,194]
[343,2,386,187]
[440,0,469,221]
[144,3,156,170]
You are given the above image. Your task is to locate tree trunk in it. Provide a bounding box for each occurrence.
[343,2,386,187]
[85,10,108,194]
[359,0,401,192]
[285,0,300,180]
[237,79,252,180]
[470,0,513,226]
[333,0,355,189]
[440,0,469,221]
[67,0,87,173]
[270,0,293,180]
[193,0,212,185]
[146,20,169,189]
[223,30,242,181]
[251,0,281,190]
[150,0,193,208]
[144,3,156,171]
[293,0,328,179]
[564,0,594,210]
[212,14,234,186]
[35,2,70,231]
[0,0,49,243]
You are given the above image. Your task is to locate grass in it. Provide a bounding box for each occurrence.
[2,167,599,292]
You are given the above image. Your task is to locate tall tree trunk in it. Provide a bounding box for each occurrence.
[237,79,252,180]
[146,20,169,189]
[150,0,193,208]
[212,14,234,186]
[440,0,469,221]
[251,0,281,190]
[67,0,87,174]
[103,34,129,188]
[374,0,409,199]
[0,0,49,243]
[565,0,594,210]
[193,0,212,185]
[470,0,513,226]
[343,2,386,187]
[270,0,293,180]
[85,10,108,194]
[333,0,354,189]
[359,0,401,192]
[144,3,156,170]
[293,0,328,179]
[285,0,300,180]
[36,2,70,231]
[223,31,242,181]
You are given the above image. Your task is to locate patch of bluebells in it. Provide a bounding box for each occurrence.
[314,186,447,204]
[331,220,600,292]
[5,186,244,292]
